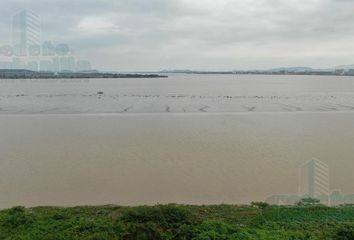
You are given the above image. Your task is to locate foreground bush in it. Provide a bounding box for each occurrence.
[0,204,353,239]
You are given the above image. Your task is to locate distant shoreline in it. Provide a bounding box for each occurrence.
[160,71,354,76]
[3,69,354,78]
[0,69,168,79]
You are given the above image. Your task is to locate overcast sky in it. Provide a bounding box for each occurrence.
[1,0,354,71]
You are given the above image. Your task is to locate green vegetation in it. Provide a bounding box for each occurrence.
[0,202,353,239]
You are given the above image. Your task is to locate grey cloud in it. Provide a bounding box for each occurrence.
[1,0,354,70]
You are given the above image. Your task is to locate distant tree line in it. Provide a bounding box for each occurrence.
[0,69,168,79]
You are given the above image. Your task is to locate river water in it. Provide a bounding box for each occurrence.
[0,74,353,208]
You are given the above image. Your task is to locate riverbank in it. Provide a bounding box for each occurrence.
[0,204,353,239]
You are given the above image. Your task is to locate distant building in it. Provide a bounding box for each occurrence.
[12,10,41,57]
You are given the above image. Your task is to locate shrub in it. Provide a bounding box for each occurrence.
[121,204,195,227]
[334,225,354,240]
[117,222,165,240]
[296,198,322,207]
[0,206,34,229]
